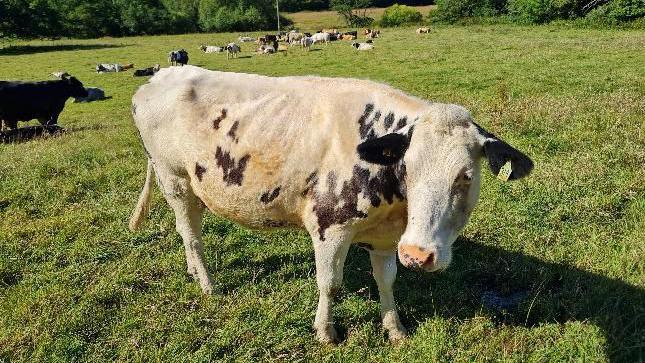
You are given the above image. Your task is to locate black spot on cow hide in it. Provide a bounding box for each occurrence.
[357,242,374,250]
[195,162,206,181]
[358,103,375,139]
[260,186,281,204]
[396,116,407,130]
[213,109,227,129]
[227,120,239,142]
[214,146,250,186]
[131,103,137,115]
[312,163,406,241]
[301,171,318,197]
[384,112,395,130]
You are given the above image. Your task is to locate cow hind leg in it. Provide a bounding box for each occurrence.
[369,251,407,342]
[310,231,351,344]
[155,166,214,294]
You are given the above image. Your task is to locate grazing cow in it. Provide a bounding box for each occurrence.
[200,45,224,53]
[226,43,241,59]
[0,77,88,130]
[239,36,255,43]
[311,32,331,46]
[168,50,189,66]
[73,87,106,103]
[96,63,133,73]
[416,27,430,34]
[133,64,161,77]
[129,66,534,343]
[352,42,374,51]
[300,37,313,50]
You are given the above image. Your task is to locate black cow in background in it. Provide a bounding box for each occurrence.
[168,49,189,66]
[0,77,87,130]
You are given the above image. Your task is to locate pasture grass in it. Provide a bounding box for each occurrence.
[0,24,643,362]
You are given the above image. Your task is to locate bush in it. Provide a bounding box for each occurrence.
[584,0,645,24]
[379,4,423,26]
[435,0,507,21]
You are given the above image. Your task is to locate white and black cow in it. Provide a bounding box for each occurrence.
[0,77,88,130]
[129,66,533,343]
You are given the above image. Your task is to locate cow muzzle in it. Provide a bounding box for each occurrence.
[398,244,443,272]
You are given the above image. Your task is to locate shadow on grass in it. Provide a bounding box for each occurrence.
[0,43,128,56]
[0,123,109,143]
[223,237,643,361]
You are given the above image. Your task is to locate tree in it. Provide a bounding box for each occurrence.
[331,0,374,26]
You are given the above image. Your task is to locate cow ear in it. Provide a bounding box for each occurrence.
[357,133,409,165]
[479,132,533,181]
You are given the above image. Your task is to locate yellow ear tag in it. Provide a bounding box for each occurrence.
[497,161,513,182]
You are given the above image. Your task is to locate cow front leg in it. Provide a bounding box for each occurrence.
[369,251,407,342]
[157,169,214,294]
[312,235,351,344]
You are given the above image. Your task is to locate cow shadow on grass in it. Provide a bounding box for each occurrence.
[0,124,109,143]
[343,238,644,362]
[221,235,643,361]
[0,43,127,56]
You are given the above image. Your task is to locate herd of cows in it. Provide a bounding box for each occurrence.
[1,25,536,344]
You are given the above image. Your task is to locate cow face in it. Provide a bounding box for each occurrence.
[67,77,88,98]
[357,105,533,272]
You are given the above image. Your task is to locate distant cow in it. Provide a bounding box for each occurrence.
[0,77,88,130]
[287,32,304,44]
[311,32,330,46]
[341,34,356,41]
[96,63,133,73]
[129,66,533,344]
[51,71,70,79]
[133,64,161,77]
[416,27,430,34]
[352,42,374,51]
[200,45,224,53]
[238,36,255,43]
[226,43,241,59]
[73,87,106,103]
[169,50,189,66]
[300,37,313,50]
[365,29,381,39]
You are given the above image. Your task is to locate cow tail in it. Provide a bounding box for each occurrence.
[129,158,155,232]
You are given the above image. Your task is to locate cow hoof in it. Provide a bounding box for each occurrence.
[316,326,339,345]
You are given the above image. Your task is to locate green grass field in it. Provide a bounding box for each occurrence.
[0,24,643,362]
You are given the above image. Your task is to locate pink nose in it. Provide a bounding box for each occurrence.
[398,244,436,271]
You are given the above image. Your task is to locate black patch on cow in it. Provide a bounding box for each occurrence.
[213,109,227,129]
[214,146,250,186]
[195,162,206,181]
[383,112,395,130]
[131,103,137,115]
[357,133,410,165]
[260,187,281,204]
[357,242,374,250]
[227,120,239,142]
[407,125,415,141]
[358,103,375,139]
[312,163,406,241]
[302,171,319,197]
[395,116,407,130]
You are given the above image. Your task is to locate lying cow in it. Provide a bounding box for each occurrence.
[96,63,133,73]
[168,50,189,66]
[416,27,430,34]
[133,64,161,77]
[0,77,88,129]
[352,42,374,51]
[73,87,106,103]
[200,45,224,53]
[129,66,533,343]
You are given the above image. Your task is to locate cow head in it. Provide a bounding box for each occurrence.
[357,104,533,272]
[66,77,89,98]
